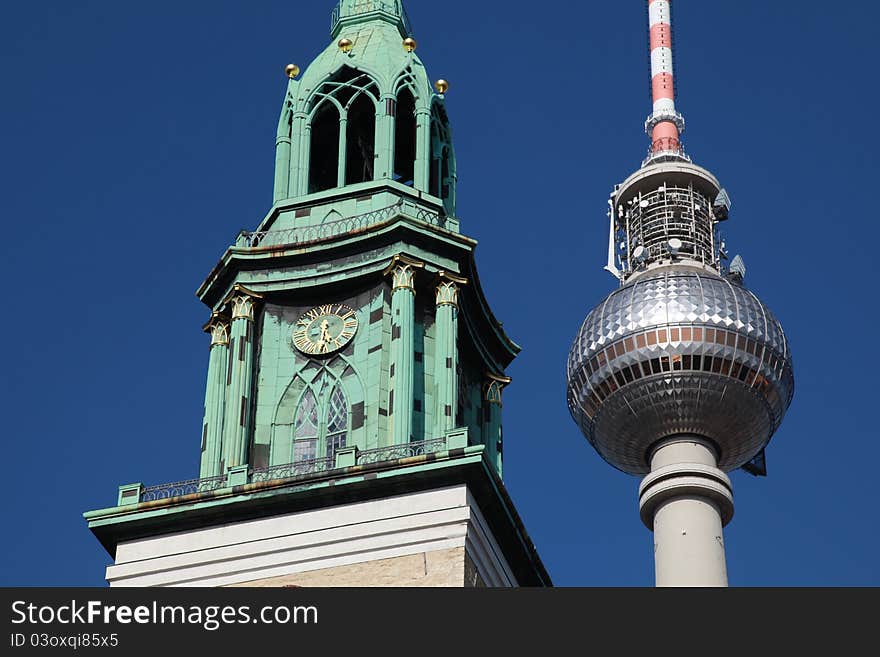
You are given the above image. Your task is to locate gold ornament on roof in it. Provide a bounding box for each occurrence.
[434,79,449,94]
[403,37,417,52]
[338,38,354,54]
[284,64,300,79]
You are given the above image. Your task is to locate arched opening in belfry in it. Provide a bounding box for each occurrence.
[440,145,451,199]
[309,101,341,194]
[430,102,456,215]
[394,88,417,186]
[345,93,376,185]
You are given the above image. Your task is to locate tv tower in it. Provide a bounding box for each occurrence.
[566,0,794,586]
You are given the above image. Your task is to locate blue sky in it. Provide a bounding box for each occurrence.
[1,0,878,586]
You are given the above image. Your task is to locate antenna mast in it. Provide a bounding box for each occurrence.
[644,0,687,164]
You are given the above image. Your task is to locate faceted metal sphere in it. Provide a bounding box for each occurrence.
[566,267,794,475]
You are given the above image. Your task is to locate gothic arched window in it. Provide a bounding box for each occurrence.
[346,93,376,185]
[293,388,319,461]
[394,87,417,186]
[307,67,379,194]
[325,384,349,456]
[309,101,341,194]
[429,102,455,214]
[292,381,349,462]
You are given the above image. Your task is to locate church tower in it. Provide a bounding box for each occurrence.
[85,0,550,588]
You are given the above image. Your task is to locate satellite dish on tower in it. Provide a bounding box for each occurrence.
[667,238,683,255]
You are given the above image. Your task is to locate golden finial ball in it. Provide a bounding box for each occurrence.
[338,38,354,53]
[403,37,417,52]
[434,79,449,94]
[284,64,300,79]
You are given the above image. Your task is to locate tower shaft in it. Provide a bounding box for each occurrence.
[639,437,733,587]
[568,0,794,589]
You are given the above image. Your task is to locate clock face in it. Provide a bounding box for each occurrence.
[293,304,359,356]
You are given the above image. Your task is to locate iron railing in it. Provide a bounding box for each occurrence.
[331,1,413,36]
[134,437,450,503]
[238,200,449,249]
[140,474,228,502]
[356,437,448,466]
[249,456,335,483]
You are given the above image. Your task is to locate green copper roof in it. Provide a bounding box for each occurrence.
[301,7,426,96]
[331,0,412,38]
[274,0,456,214]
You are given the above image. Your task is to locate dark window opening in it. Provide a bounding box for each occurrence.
[309,102,340,193]
[331,66,368,106]
[345,94,375,185]
[393,89,416,186]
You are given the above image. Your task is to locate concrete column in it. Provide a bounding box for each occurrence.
[639,436,734,587]
[222,290,260,470]
[483,374,510,477]
[199,316,229,479]
[385,256,423,445]
[434,274,466,436]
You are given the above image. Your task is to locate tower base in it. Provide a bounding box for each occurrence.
[86,448,550,588]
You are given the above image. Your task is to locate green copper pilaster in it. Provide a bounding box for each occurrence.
[200,316,229,478]
[290,112,308,198]
[222,290,260,469]
[484,374,510,477]
[385,255,423,445]
[434,273,466,436]
[337,115,348,187]
[414,107,431,191]
[377,94,395,181]
[274,114,292,202]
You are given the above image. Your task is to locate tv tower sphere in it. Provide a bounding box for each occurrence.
[566,0,794,586]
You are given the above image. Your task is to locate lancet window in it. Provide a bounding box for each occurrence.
[292,379,350,462]
[307,67,379,193]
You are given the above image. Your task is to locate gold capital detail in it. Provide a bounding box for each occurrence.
[209,320,230,347]
[435,272,467,307]
[484,373,512,406]
[391,264,417,291]
[436,281,459,307]
[384,255,425,292]
[231,295,256,321]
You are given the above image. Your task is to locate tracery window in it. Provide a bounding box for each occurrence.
[292,381,349,461]
[393,87,417,186]
[307,67,379,193]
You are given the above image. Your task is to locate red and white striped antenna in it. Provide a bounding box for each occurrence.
[644,0,688,164]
